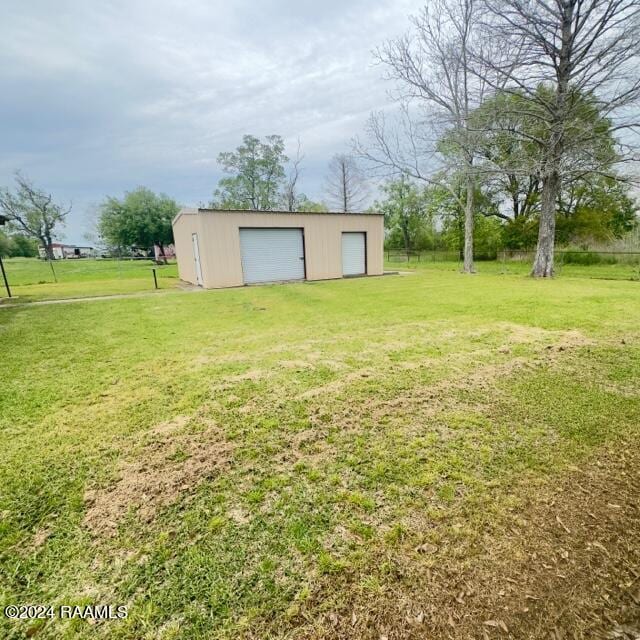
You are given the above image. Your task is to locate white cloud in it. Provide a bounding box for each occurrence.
[0,0,421,241]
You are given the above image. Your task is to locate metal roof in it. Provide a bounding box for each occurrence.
[173,207,383,225]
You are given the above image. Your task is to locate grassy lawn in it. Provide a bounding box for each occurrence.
[2,256,637,304]
[0,268,639,639]
[386,256,640,280]
[1,258,179,302]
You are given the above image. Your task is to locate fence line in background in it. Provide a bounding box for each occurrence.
[3,256,178,290]
[386,250,460,263]
[386,249,640,266]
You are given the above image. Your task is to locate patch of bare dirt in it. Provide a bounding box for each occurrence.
[294,325,592,403]
[148,414,191,436]
[276,329,595,470]
[19,527,52,555]
[298,369,377,400]
[210,370,265,392]
[279,360,317,370]
[293,442,640,640]
[83,417,233,538]
[312,355,531,440]
[31,527,51,548]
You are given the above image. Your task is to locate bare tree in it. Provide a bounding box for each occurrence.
[0,173,70,261]
[282,139,304,212]
[357,0,495,273]
[324,154,369,212]
[478,0,640,277]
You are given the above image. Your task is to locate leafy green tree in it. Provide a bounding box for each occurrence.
[481,0,640,277]
[472,88,637,250]
[501,180,638,250]
[295,197,328,213]
[0,173,70,260]
[98,188,178,261]
[374,176,433,252]
[4,234,38,257]
[11,235,38,257]
[556,177,638,246]
[212,135,287,210]
[0,231,12,258]
[440,212,503,260]
[425,181,503,259]
[471,91,543,221]
[474,88,617,223]
[501,217,539,250]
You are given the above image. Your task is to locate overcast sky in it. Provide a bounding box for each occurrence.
[0,0,423,243]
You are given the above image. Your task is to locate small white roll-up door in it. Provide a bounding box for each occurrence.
[342,232,366,276]
[239,228,305,284]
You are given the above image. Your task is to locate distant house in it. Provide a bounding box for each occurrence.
[38,243,96,260]
[154,243,176,262]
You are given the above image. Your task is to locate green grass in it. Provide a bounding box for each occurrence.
[0,267,638,638]
[1,257,179,302]
[2,256,638,305]
[386,256,640,280]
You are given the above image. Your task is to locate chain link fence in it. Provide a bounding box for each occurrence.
[2,257,180,302]
[386,249,640,280]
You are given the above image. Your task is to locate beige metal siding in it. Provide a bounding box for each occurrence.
[172,209,202,286]
[173,209,384,288]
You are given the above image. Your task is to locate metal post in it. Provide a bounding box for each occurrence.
[47,257,57,283]
[0,254,11,298]
[152,268,158,289]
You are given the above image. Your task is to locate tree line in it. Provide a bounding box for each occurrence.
[210,134,368,213]
[0,142,370,259]
[359,0,640,276]
[0,0,638,276]
[0,231,38,258]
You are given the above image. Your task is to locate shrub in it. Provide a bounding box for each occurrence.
[560,251,618,265]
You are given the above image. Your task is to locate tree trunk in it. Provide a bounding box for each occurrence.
[531,171,559,277]
[44,238,55,261]
[401,218,411,254]
[462,175,475,273]
[530,1,570,278]
[41,235,58,282]
[512,191,519,219]
[342,163,348,213]
[157,242,168,265]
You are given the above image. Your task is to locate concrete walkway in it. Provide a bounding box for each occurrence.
[0,272,405,309]
[0,286,203,309]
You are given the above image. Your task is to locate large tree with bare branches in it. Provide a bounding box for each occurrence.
[473,86,621,219]
[324,154,368,212]
[281,139,304,212]
[357,0,494,273]
[0,173,70,260]
[478,0,640,276]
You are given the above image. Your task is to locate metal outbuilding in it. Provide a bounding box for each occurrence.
[172,208,384,288]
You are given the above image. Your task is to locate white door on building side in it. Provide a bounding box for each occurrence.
[192,233,203,286]
[341,232,366,276]
[239,228,305,284]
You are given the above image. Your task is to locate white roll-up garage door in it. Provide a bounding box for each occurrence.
[342,232,366,276]
[239,228,305,284]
